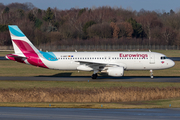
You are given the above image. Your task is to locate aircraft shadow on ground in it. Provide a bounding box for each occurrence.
[37,72,180,80]
[37,73,108,78]
[37,72,73,77]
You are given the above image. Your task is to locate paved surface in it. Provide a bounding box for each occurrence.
[0,107,179,120]
[0,56,7,60]
[0,76,180,82]
[169,57,180,61]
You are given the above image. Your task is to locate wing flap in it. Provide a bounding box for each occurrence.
[75,60,118,67]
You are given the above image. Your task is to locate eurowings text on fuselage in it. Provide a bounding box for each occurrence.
[6,25,175,79]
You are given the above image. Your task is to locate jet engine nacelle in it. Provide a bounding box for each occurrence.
[77,65,93,71]
[107,67,124,77]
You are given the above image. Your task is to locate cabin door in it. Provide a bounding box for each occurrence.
[149,54,155,64]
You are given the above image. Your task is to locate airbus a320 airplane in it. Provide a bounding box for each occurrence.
[6,25,175,79]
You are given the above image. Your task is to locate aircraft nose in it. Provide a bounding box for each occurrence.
[170,60,175,67]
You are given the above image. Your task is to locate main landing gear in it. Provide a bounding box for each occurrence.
[91,69,98,79]
[150,70,153,79]
[91,73,98,79]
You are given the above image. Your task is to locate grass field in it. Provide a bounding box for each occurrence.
[0,81,180,89]
[0,98,179,108]
[0,81,179,108]
[0,80,180,109]
[0,85,179,108]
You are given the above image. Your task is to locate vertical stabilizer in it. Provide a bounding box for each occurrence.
[7,25,48,68]
[8,25,39,54]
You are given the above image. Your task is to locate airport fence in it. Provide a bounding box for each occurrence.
[0,45,179,51]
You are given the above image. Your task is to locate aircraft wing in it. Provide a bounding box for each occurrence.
[75,60,120,69]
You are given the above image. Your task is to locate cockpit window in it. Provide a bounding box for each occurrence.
[160,56,168,59]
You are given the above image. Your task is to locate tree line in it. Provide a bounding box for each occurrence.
[0,2,180,47]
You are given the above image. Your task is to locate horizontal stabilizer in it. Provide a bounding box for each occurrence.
[6,54,26,60]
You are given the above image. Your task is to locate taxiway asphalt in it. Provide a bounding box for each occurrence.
[0,107,179,120]
[0,76,180,82]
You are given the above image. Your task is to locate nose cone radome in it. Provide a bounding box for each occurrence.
[167,60,175,68]
[171,60,175,67]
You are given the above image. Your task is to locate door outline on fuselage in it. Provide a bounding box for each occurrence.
[149,54,155,64]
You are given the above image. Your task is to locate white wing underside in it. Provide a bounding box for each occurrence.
[76,60,120,70]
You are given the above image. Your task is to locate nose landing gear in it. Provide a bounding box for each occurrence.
[150,70,153,79]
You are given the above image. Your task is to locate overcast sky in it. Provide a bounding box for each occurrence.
[1,0,180,12]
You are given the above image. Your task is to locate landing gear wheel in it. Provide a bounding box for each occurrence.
[150,70,153,79]
[91,73,97,79]
[151,75,154,79]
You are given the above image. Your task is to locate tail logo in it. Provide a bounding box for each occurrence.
[8,25,49,68]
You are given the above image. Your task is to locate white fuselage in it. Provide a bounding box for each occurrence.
[39,51,175,71]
